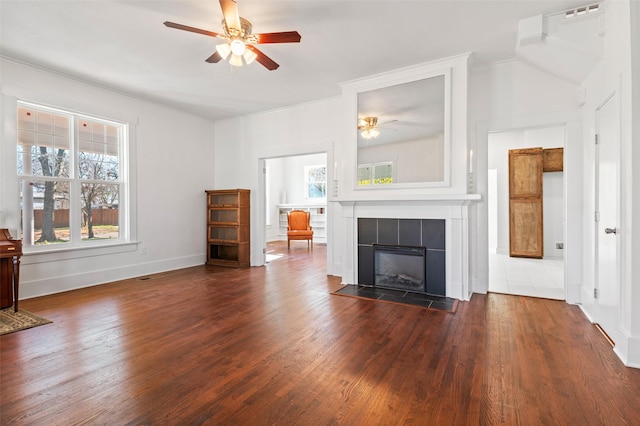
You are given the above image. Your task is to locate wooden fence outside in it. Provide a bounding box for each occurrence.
[33,209,118,228]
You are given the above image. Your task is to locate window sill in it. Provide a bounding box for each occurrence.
[22,241,139,265]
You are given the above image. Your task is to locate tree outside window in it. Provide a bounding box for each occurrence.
[305,165,327,199]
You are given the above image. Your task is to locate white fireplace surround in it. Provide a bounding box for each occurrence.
[337,195,481,301]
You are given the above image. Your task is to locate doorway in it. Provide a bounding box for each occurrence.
[487,126,565,299]
[261,153,327,262]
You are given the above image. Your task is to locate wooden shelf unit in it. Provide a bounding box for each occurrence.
[277,204,326,243]
[206,189,250,267]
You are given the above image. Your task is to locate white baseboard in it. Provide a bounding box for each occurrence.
[19,254,204,300]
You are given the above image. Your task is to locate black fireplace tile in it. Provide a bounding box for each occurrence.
[422,219,445,250]
[332,285,457,312]
[399,219,422,246]
[379,292,425,306]
[334,285,368,298]
[357,245,374,285]
[426,249,446,296]
[358,218,378,244]
[378,219,399,245]
[354,286,383,298]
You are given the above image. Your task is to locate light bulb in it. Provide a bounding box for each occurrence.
[230,39,245,56]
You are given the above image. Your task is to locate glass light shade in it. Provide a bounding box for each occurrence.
[229,54,243,67]
[215,43,231,60]
[230,39,246,56]
[243,49,257,65]
[361,128,380,139]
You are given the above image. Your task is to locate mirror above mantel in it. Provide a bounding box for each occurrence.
[356,71,450,188]
[338,53,471,197]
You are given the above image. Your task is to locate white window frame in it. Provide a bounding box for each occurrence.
[16,100,133,253]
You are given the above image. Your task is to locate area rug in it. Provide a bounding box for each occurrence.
[0,308,52,335]
[332,285,458,313]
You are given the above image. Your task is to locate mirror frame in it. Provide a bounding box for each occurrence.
[351,67,452,190]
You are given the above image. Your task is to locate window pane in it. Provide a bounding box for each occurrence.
[17,107,71,177]
[17,107,35,131]
[373,163,393,185]
[22,179,71,245]
[307,166,326,183]
[77,120,119,181]
[80,183,119,240]
[307,182,326,198]
[358,165,371,185]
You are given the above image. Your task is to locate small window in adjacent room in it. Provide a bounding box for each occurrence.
[358,161,393,185]
[16,101,129,249]
[304,165,327,199]
[357,164,371,185]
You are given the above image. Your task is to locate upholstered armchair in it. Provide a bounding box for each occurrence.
[287,210,314,249]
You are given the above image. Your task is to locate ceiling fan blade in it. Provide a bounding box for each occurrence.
[246,45,279,71]
[219,0,241,31]
[164,21,221,38]
[254,31,302,44]
[205,51,223,63]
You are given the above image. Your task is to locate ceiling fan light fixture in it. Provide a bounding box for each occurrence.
[216,43,232,60]
[230,38,246,56]
[359,116,380,139]
[361,128,380,139]
[229,53,244,67]
[243,48,257,65]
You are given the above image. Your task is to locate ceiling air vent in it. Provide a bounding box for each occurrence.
[565,3,600,20]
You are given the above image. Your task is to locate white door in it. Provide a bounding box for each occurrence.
[595,92,620,344]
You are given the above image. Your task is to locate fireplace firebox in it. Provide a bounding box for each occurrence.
[374,244,427,293]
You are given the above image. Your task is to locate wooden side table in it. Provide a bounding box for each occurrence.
[0,229,22,312]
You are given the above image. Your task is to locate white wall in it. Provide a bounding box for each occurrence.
[578,0,639,367]
[469,59,582,303]
[214,98,341,270]
[0,58,216,298]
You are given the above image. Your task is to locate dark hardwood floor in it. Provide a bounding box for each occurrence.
[1,241,639,425]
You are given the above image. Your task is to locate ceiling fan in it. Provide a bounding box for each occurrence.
[358,116,398,139]
[164,0,301,70]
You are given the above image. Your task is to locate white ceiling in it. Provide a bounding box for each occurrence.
[0,0,589,122]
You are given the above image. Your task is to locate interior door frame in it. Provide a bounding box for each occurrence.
[257,149,329,267]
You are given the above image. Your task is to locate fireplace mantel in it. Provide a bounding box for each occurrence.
[334,194,481,301]
[333,194,481,206]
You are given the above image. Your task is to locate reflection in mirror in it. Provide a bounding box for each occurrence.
[357,75,445,186]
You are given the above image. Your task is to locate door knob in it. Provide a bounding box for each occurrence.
[604,227,617,234]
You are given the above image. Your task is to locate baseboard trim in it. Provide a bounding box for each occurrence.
[19,254,204,300]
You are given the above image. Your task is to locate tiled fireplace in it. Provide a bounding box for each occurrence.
[358,218,446,296]
[338,197,479,301]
